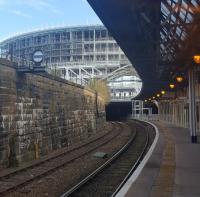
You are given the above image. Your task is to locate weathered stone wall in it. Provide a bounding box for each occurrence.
[0,59,106,167]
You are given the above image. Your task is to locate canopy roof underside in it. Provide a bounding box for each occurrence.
[87,0,200,98]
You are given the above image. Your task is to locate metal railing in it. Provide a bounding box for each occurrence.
[0,53,35,70]
[129,113,191,130]
[129,114,159,121]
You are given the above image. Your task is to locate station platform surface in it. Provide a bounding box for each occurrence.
[123,121,200,197]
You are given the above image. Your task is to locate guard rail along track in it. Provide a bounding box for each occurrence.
[0,122,124,196]
[60,120,156,197]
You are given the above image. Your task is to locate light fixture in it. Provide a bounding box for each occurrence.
[161,90,166,95]
[193,55,200,64]
[149,98,151,101]
[176,76,183,83]
[156,94,160,97]
[152,96,155,99]
[144,100,147,102]
[169,84,175,89]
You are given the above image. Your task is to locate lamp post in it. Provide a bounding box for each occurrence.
[156,94,160,98]
[161,90,166,95]
[169,83,175,89]
[176,76,184,83]
[193,55,200,64]
[188,55,200,143]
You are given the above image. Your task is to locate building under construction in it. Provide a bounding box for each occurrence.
[0,25,142,100]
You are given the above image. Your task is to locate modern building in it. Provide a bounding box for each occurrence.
[0,25,142,100]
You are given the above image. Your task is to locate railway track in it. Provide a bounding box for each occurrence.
[0,122,124,196]
[60,121,150,197]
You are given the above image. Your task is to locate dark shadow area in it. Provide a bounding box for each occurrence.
[144,103,158,114]
[106,102,132,121]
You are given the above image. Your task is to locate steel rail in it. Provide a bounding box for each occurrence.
[111,123,149,197]
[0,122,123,196]
[60,123,138,197]
[0,122,115,180]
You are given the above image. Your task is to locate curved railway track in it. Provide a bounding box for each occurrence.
[60,121,151,197]
[0,122,125,196]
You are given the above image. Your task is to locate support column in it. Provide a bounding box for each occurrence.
[132,100,134,118]
[188,68,197,143]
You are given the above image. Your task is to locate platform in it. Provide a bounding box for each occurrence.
[118,121,200,197]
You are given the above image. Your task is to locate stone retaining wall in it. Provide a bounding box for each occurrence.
[0,59,106,167]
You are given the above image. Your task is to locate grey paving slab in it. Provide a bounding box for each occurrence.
[123,121,200,197]
[172,127,200,197]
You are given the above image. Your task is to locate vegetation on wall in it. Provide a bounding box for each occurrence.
[86,79,110,103]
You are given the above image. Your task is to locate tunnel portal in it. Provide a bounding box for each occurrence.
[106,102,132,121]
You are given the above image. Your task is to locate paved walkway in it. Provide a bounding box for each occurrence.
[124,121,200,197]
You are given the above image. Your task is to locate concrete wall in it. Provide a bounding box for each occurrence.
[0,59,106,167]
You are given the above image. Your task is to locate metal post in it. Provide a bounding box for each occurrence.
[141,101,144,116]
[188,68,197,143]
[132,100,134,118]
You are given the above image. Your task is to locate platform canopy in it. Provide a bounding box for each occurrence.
[87,0,200,99]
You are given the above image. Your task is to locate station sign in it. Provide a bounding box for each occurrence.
[33,50,43,63]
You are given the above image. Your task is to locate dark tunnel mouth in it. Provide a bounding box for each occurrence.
[105,101,132,121]
[105,101,158,121]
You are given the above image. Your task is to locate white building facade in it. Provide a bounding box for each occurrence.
[0,25,142,100]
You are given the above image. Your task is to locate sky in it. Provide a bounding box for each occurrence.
[0,0,102,41]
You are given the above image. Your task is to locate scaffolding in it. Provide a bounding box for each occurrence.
[0,25,142,100]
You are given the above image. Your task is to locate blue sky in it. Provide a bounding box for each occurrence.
[0,0,102,41]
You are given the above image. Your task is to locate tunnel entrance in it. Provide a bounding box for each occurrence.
[106,102,132,121]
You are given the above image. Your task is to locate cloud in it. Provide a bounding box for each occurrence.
[19,0,63,14]
[0,0,7,7]
[10,10,32,18]
[0,0,63,15]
